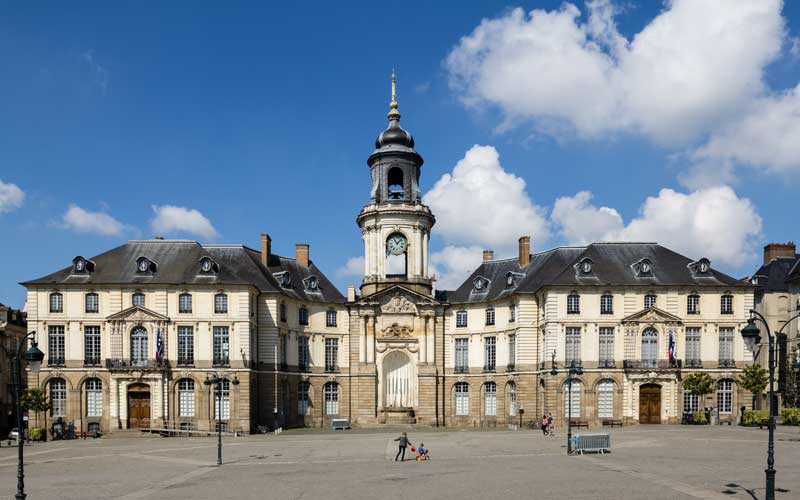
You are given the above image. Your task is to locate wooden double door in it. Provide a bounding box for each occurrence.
[127,384,151,429]
[639,384,662,424]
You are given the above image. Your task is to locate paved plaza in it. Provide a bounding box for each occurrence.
[0,425,797,500]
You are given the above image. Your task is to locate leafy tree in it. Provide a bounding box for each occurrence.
[683,372,715,400]
[20,388,51,435]
[738,364,768,409]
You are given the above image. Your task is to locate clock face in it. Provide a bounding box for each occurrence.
[138,259,149,272]
[386,233,408,255]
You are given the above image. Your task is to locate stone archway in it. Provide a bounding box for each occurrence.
[382,350,416,409]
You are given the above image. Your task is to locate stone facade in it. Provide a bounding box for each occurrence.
[0,303,27,434]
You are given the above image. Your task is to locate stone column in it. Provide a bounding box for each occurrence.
[422,230,429,277]
[414,227,423,277]
[109,377,118,426]
[428,315,436,364]
[359,315,367,363]
[119,382,128,429]
[420,316,428,364]
[367,316,375,364]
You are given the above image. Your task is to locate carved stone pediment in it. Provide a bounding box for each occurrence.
[381,292,417,314]
[106,305,170,323]
[622,306,682,325]
[380,322,414,339]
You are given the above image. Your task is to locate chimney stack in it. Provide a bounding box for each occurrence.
[518,236,531,267]
[260,233,271,268]
[296,243,310,267]
[763,242,796,264]
[483,250,494,262]
[347,284,356,302]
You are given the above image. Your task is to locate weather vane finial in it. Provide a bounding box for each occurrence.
[388,68,400,120]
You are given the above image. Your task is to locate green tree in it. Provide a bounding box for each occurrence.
[20,388,51,436]
[738,364,768,409]
[683,372,715,400]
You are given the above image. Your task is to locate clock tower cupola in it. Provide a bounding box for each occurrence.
[357,72,435,297]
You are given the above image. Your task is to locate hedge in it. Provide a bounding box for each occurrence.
[782,408,800,425]
[743,409,770,426]
[692,411,708,424]
[28,427,46,441]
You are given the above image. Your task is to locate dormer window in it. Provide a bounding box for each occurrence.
[473,276,490,292]
[505,271,525,288]
[274,272,292,289]
[689,258,711,276]
[72,256,95,274]
[136,257,155,273]
[199,256,218,274]
[303,275,320,292]
[575,258,593,276]
[632,258,654,278]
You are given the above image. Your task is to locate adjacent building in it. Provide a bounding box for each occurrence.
[21,77,757,432]
[0,302,27,434]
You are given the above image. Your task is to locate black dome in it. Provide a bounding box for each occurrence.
[375,119,415,149]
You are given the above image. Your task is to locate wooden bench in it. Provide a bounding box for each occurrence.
[758,419,771,429]
[572,420,589,429]
[602,419,623,427]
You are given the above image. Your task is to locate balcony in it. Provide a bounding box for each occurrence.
[325,365,339,374]
[718,359,736,368]
[454,366,468,374]
[84,357,101,367]
[48,357,65,367]
[106,358,168,370]
[483,364,496,373]
[623,359,682,370]
[177,357,194,367]
[212,358,230,368]
[599,360,616,369]
[685,359,703,368]
[506,364,515,372]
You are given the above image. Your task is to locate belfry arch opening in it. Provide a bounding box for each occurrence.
[387,167,405,200]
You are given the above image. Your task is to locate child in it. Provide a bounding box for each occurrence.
[547,413,554,436]
[416,443,430,461]
[541,414,549,435]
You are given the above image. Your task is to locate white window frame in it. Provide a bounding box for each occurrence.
[454,338,469,372]
[324,383,339,415]
[717,379,733,414]
[85,292,99,314]
[51,379,67,417]
[214,379,231,420]
[508,334,516,368]
[644,293,657,309]
[178,293,192,313]
[485,306,495,326]
[84,326,101,366]
[484,336,496,371]
[456,310,467,328]
[50,292,63,313]
[720,294,733,315]
[325,338,338,372]
[599,327,614,365]
[298,336,310,370]
[687,294,700,315]
[48,325,65,366]
[298,382,310,416]
[564,382,581,418]
[565,327,581,365]
[214,293,228,314]
[683,390,700,414]
[178,326,194,366]
[326,310,337,327]
[484,382,497,417]
[179,379,195,417]
[212,326,230,366]
[86,379,102,417]
[597,380,614,419]
[508,383,517,417]
[455,382,469,416]
[600,294,613,315]
[132,292,145,308]
[567,293,580,314]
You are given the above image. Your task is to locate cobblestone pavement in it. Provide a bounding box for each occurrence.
[0,425,797,500]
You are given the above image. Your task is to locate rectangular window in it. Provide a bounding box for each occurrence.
[325,338,338,372]
[298,383,310,415]
[179,381,195,417]
[299,307,309,326]
[597,381,614,418]
[279,335,287,368]
[484,336,496,371]
[326,310,337,327]
[600,295,613,315]
[485,307,495,326]
[720,295,733,315]
[132,292,145,308]
[48,325,65,366]
[298,336,310,371]
[214,383,230,420]
[508,334,516,369]
[719,327,734,366]
[564,382,580,418]
[178,326,194,366]
[214,294,228,314]
[179,294,192,313]
[567,294,580,314]
[50,380,66,417]
[455,338,469,373]
[84,326,101,366]
[685,327,702,367]
[565,327,581,365]
[683,390,700,414]
[86,379,102,417]
[644,294,657,309]
[50,293,63,313]
[212,326,229,366]
[455,383,469,416]
[325,385,339,415]
[85,293,99,313]
[687,294,700,315]
[717,380,733,413]
[456,310,467,328]
[599,327,614,367]
[484,384,496,416]
[509,304,516,323]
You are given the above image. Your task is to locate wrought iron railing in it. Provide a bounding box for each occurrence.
[105,358,168,370]
[685,359,703,368]
[599,360,616,368]
[623,359,682,369]
[718,359,736,368]
[83,357,101,367]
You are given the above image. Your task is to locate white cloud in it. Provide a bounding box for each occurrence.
[150,205,218,240]
[446,0,784,145]
[335,256,364,278]
[0,179,25,214]
[423,145,550,254]
[62,204,124,236]
[552,186,763,267]
[82,49,109,96]
[430,245,484,290]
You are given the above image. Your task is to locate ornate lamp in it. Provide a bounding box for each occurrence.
[741,319,762,353]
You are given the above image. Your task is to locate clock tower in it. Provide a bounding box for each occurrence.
[357,72,435,297]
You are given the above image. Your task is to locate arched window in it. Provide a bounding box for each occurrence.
[564,381,581,418]
[455,382,469,416]
[86,378,102,417]
[687,293,700,315]
[214,293,228,314]
[179,292,192,313]
[485,306,495,326]
[597,380,614,419]
[484,382,497,417]
[508,382,517,417]
[298,382,310,416]
[132,291,145,308]
[49,292,63,313]
[567,292,580,314]
[324,382,339,415]
[644,293,657,309]
[131,327,148,367]
[387,167,405,200]
[50,378,67,417]
[214,379,231,420]
[85,292,99,313]
[178,379,195,417]
[641,329,658,368]
[717,379,733,414]
[600,293,613,315]
[298,306,309,326]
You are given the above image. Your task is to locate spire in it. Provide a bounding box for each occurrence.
[388,69,401,121]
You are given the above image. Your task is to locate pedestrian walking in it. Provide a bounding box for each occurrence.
[541,414,548,435]
[394,432,412,461]
[546,413,554,436]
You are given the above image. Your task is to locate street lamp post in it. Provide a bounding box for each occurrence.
[0,331,44,500]
[548,352,583,454]
[204,372,239,466]
[741,310,800,500]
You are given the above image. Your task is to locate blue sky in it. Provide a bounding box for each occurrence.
[2,1,800,307]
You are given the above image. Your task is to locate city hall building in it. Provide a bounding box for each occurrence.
[22,79,755,433]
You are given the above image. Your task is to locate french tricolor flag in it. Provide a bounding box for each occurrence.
[156,328,164,362]
[668,332,675,364]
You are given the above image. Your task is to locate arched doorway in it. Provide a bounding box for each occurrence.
[639,384,661,424]
[382,351,414,409]
[127,383,151,429]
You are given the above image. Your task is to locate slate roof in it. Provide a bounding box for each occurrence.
[751,254,800,292]
[21,240,345,303]
[445,242,749,304]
